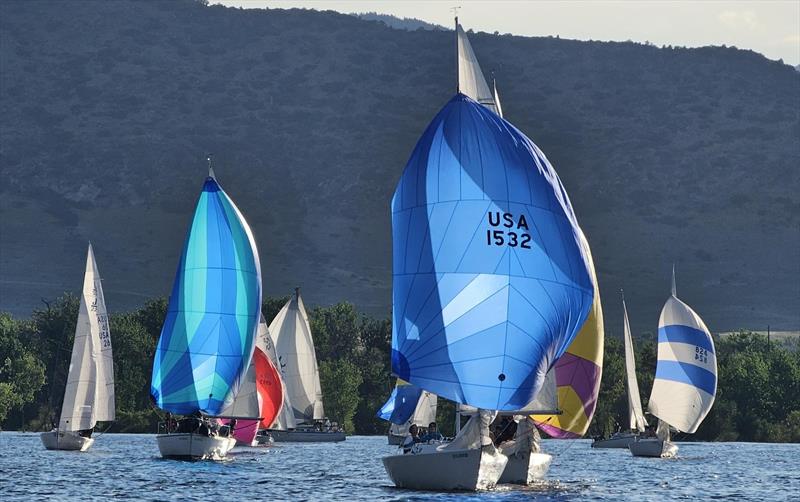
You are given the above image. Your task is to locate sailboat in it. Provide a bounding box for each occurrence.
[150,165,262,460]
[381,16,595,490]
[453,18,605,486]
[266,288,345,442]
[41,244,115,451]
[378,380,437,445]
[219,316,284,446]
[592,292,647,448]
[629,268,717,458]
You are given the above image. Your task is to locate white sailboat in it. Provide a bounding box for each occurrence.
[386,386,437,445]
[267,288,345,442]
[592,293,648,448]
[41,244,115,452]
[630,268,717,458]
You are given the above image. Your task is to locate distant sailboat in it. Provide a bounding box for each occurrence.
[591,293,646,448]
[377,380,437,445]
[629,268,717,458]
[150,165,262,460]
[267,288,345,442]
[381,16,594,491]
[219,315,285,446]
[41,244,115,451]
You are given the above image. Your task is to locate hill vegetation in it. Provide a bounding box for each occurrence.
[2,297,798,442]
[0,0,798,333]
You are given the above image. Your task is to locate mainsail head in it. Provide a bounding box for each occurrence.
[150,173,262,416]
[269,289,325,423]
[391,94,594,411]
[456,20,500,115]
[648,272,717,433]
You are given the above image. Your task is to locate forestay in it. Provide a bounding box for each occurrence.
[59,244,115,431]
[270,290,324,423]
[623,295,648,432]
[648,270,717,433]
[391,93,594,411]
[150,172,262,416]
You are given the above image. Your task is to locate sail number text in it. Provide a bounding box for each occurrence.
[695,346,709,364]
[486,212,532,249]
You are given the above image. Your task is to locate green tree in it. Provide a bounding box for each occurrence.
[319,358,362,432]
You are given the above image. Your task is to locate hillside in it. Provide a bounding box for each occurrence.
[0,0,798,333]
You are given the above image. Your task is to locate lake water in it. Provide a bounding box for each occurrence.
[1,433,797,500]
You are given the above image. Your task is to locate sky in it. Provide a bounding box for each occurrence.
[214,0,800,66]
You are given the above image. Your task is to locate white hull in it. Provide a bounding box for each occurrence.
[498,451,551,485]
[268,429,345,443]
[591,432,638,449]
[40,430,94,451]
[629,438,678,458]
[156,433,236,460]
[383,446,508,491]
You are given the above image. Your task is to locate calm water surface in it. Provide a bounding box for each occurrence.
[1,433,797,500]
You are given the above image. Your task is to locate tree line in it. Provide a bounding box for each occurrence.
[1,295,798,442]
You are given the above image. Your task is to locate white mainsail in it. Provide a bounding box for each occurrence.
[648,268,717,433]
[269,289,324,424]
[219,356,261,419]
[456,19,500,115]
[623,296,648,432]
[59,244,115,431]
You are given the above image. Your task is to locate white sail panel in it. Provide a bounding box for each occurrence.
[88,245,115,422]
[525,368,558,412]
[456,20,499,115]
[648,275,717,433]
[269,290,324,424]
[219,357,261,419]
[623,298,647,432]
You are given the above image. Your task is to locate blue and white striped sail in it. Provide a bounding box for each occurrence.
[150,171,262,416]
[648,270,717,433]
[391,93,594,411]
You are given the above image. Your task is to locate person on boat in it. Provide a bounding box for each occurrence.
[78,428,93,438]
[228,418,237,436]
[419,422,443,442]
[401,424,422,453]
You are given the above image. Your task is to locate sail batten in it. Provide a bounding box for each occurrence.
[150,175,262,416]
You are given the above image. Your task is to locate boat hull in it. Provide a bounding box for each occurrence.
[156,433,236,460]
[383,446,508,491]
[388,433,404,446]
[498,451,551,485]
[40,430,94,451]
[629,438,678,458]
[268,429,346,443]
[591,432,638,449]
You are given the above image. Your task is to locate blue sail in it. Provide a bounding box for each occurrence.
[377,380,425,426]
[150,174,262,415]
[391,94,594,411]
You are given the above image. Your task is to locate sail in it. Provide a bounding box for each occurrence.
[59,245,115,431]
[219,356,261,419]
[377,379,437,428]
[391,94,594,411]
[456,20,499,115]
[260,315,296,430]
[492,79,504,118]
[253,316,284,428]
[531,231,604,437]
[270,289,324,423]
[456,20,500,115]
[623,296,648,432]
[648,272,717,433]
[150,173,262,416]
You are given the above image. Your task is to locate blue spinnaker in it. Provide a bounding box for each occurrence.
[391,94,593,411]
[150,174,262,415]
[377,380,425,426]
